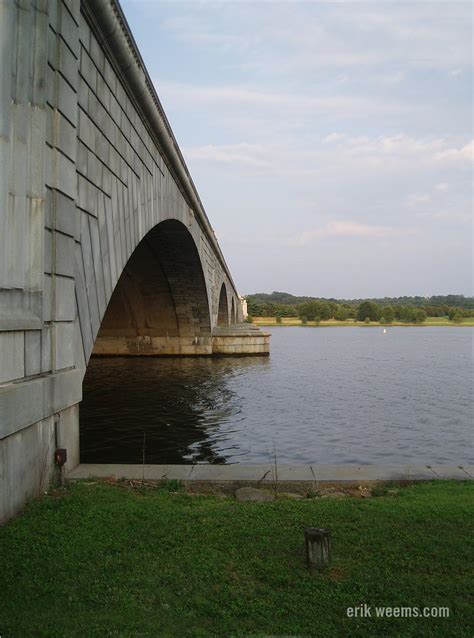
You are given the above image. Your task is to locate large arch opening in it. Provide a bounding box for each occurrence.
[80,219,218,464]
[217,283,229,326]
[78,220,268,468]
[92,220,212,356]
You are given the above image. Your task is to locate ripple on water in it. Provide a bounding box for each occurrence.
[80,327,473,465]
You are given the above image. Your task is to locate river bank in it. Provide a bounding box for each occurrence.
[1,480,473,637]
[253,317,474,327]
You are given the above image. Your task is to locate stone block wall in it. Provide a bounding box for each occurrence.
[0,0,242,522]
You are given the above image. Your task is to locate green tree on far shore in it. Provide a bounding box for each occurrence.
[448,307,467,321]
[245,293,474,322]
[298,301,331,321]
[414,309,427,324]
[357,301,381,322]
[397,307,427,324]
[381,306,395,323]
[334,306,349,321]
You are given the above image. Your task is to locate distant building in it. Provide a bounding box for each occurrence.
[239,296,248,319]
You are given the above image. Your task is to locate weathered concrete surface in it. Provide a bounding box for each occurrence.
[212,324,270,355]
[0,0,264,522]
[91,327,271,356]
[68,464,474,483]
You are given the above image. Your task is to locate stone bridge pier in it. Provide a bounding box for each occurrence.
[0,0,269,523]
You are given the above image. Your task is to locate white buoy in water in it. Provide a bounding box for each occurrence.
[383,328,387,334]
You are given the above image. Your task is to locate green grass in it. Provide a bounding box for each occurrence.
[254,316,474,327]
[1,481,473,637]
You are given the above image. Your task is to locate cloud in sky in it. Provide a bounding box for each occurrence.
[160,2,472,74]
[182,135,473,170]
[158,82,410,116]
[122,0,472,296]
[293,221,418,246]
[434,140,474,164]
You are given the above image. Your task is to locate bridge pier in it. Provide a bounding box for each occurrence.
[92,327,270,357]
[93,335,213,356]
[212,324,271,356]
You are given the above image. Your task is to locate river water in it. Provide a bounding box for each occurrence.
[80,327,473,465]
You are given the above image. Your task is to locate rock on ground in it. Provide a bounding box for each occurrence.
[318,487,348,498]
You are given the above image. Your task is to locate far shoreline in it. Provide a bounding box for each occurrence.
[252,317,474,328]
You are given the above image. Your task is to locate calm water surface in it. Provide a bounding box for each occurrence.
[80,327,473,465]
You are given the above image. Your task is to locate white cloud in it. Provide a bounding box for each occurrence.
[378,71,405,85]
[161,15,259,51]
[415,211,471,224]
[157,82,410,119]
[183,134,472,179]
[323,132,346,144]
[408,194,431,207]
[293,221,417,246]
[310,3,472,71]
[184,143,270,168]
[161,1,472,76]
[434,140,474,164]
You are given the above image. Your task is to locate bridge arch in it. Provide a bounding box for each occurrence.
[217,283,230,326]
[90,220,212,358]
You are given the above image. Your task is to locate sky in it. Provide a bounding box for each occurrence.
[121,0,473,298]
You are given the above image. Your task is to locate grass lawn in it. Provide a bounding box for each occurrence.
[253,316,474,327]
[1,481,473,637]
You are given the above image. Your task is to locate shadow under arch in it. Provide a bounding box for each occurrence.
[79,218,222,463]
[217,282,229,326]
[80,355,270,465]
[231,297,236,324]
[91,219,212,357]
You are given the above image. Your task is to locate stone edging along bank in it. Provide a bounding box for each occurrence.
[68,463,473,485]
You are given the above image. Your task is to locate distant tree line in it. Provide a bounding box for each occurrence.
[245,292,474,324]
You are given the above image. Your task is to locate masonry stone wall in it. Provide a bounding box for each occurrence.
[0,0,242,522]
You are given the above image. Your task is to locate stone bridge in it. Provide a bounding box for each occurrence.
[0,0,269,522]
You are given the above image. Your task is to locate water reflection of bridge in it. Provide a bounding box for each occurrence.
[81,356,270,465]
